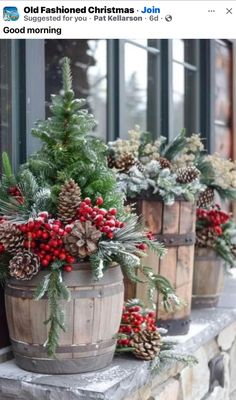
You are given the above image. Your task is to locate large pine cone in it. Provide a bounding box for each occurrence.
[176,166,200,184]
[0,223,24,253]
[9,251,40,280]
[197,187,214,207]
[64,220,102,258]
[131,329,162,361]
[58,179,81,223]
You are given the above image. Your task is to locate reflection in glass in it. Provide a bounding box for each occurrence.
[45,39,107,139]
[173,62,184,137]
[123,42,147,137]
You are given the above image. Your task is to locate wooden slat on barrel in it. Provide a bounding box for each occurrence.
[29,298,47,344]
[141,200,163,234]
[73,298,94,344]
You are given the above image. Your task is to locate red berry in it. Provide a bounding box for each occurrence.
[65,225,73,233]
[96,197,104,206]
[52,225,60,233]
[109,208,117,216]
[58,228,65,236]
[66,255,75,264]
[41,259,49,267]
[80,216,86,222]
[107,232,114,239]
[42,232,49,240]
[63,264,73,272]
[84,197,92,205]
[59,253,66,260]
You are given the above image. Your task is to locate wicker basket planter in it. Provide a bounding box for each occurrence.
[125,194,196,335]
[192,248,225,308]
[5,263,124,374]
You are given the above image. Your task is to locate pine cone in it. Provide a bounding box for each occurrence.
[58,179,81,223]
[9,251,40,280]
[0,223,24,253]
[197,187,214,207]
[176,166,200,184]
[196,228,216,248]
[64,220,102,258]
[159,157,171,169]
[131,329,162,361]
[107,154,117,169]
[135,160,145,173]
[114,152,137,172]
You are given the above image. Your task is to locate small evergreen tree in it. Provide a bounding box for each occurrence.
[22,57,123,212]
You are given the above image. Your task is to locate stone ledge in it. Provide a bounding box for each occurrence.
[0,306,236,400]
[0,279,236,400]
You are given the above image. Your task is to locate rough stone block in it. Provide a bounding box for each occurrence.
[152,378,180,400]
[218,322,236,351]
[230,389,236,400]
[230,339,236,393]
[204,386,227,400]
[138,383,152,399]
[180,347,210,400]
[203,339,220,361]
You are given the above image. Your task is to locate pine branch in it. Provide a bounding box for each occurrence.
[34,263,71,357]
[62,57,72,93]
[162,129,187,161]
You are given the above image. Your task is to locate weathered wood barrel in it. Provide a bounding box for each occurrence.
[125,195,196,335]
[5,263,124,374]
[192,248,225,308]
[0,286,10,349]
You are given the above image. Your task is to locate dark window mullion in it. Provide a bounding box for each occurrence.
[147,39,160,138]
[160,39,173,141]
[107,39,125,140]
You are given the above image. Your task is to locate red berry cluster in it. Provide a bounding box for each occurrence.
[18,212,75,271]
[197,205,230,236]
[76,196,124,240]
[8,186,24,204]
[117,303,157,348]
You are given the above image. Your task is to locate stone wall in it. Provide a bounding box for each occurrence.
[124,322,236,400]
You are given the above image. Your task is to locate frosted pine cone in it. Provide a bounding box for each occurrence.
[64,220,102,258]
[176,166,200,184]
[159,157,171,169]
[58,179,81,223]
[0,223,24,253]
[131,329,162,361]
[197,187,214,207]
[9,251,40,280]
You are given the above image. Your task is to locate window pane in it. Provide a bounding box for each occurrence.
[45,39,107,140]
[173,62,184,137]
[123,42,148,137]
[173,39,184,63]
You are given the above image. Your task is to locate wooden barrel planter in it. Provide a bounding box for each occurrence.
[192,248,225,308]
[0,286,10,349]
[5,263,124,374]
[125,195,196,335]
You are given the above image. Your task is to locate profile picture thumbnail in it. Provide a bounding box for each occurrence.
[3,7,19,21]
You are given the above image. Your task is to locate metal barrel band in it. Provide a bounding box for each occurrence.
[155,232,196,247]
[5,283,124,299]
[11,337,116,356]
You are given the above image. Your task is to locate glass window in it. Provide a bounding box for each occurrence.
[172,39,199,138]
[45,39,107,140]
[123,40,148,136]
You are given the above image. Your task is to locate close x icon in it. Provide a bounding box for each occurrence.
[226,8,233,14]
